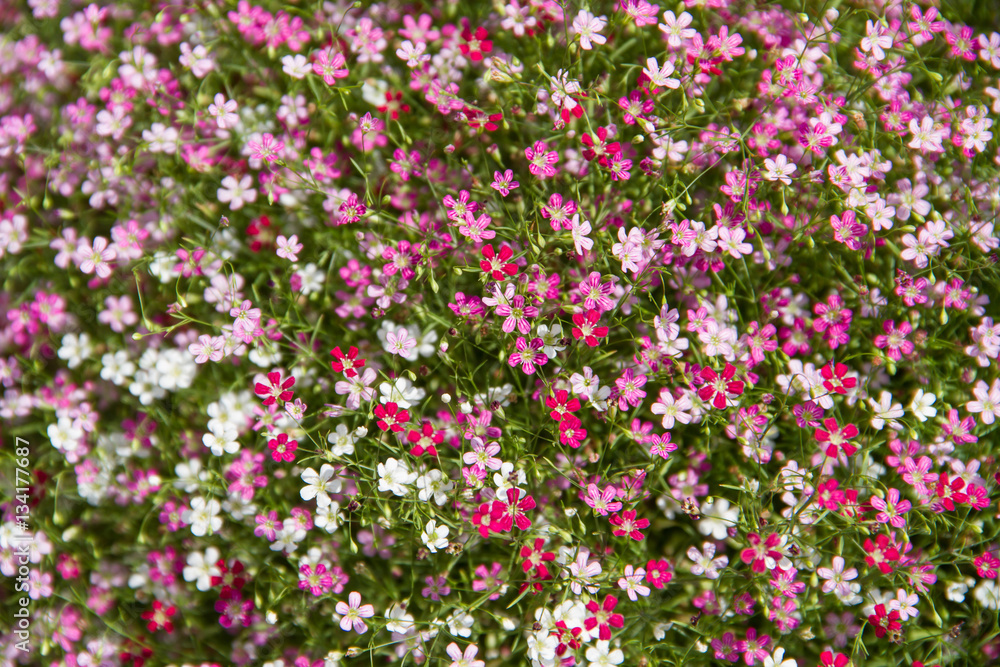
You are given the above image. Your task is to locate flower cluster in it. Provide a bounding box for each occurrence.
[2,1,1000,667]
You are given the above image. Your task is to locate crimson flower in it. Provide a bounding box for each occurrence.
[480,244,517,280]
[254,371,295,406]
[868,603,901,638]
[584,595,624,640]
[330,345,366,377]
[815,417,859,457]
[697,363,745,409]
[862,534,900,574]
[609,510,650,541]
[141,601,176,633]
[406,422,442,457]
[571,309,609,346]
[489,488,536,533]
[520,538,556,578]
[459,26,493,61]
[820,361,856,395]
[211,559,246,592]
[546,389,581,422]
[374,402,409,432]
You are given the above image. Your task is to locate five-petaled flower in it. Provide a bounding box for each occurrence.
[254,371,295,406]
[480,244,518,280]
[698,363,745,409]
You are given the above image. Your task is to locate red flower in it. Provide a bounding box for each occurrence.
[933,472,968,512]
[520,538,556,578]
[330,345,365,377]
[697,363,745,409]
[406,422,443,457]
[868,603,901,638]
[609,510,650,541]
[459,26,493,61]
[820,361,856,395]
[489,488,536,532]
[581,126,622,164]
[546,389,581,421]
[815,417,859,457]
[211,558,247,592]
[862,534,900,574]
[254,371,295,406]
[584,595,625,640]
[480,243,518,280]
[559,415,588,448]
[141,600,177,633]
[268,433,298,462]
[374,402,409,432]
[571,309,609,346]
[377,90,410,120]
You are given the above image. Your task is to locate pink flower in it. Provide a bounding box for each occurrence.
[313,49,348,84]
[870,488,911,527]
[609,509,649,541]
[524,141,558,177]
[335,591,374,633]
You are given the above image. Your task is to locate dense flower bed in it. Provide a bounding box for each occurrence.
[1,0,1000,666]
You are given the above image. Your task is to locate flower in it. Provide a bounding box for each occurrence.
[446,643,485,667]
[698,363,745,409]
[609,510,650,541]
[335,592,374,634]
[377,458,416,496]
[300,464,342,506]
[572,10,607,50]
[420,519,450,552]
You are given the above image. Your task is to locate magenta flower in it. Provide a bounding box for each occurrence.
[524,141,558,177]
[313,49,348,84]
[873,320,914,361]
[507,337,548,375]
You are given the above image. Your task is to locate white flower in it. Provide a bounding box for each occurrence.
[327,424,362,457]
[377,458,416,496]
[887,588,919,621]
[300,464,342,507]
[58,333,92,368]
[183,497,222,536]
[975,580,1000,609]
[420,519,449,553]
[536,323,567,359]
[100,350,135,385]
[183,547,221,591]
[47,417,84,454]
[174,458,206,493]
[217,174,257,211]
[384,604,415,634]
[297,263,325,295]
[909,388,937,422]
[945,578,974,603]
[416,469,454,506]
[446,611,474,637]
[762,648,797,667]
[869,390,904,431]
[282,54,311,78]
[203,423,239,456]
[697,498,739,539]
[585,641,624,667]
[314,501,344,533]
